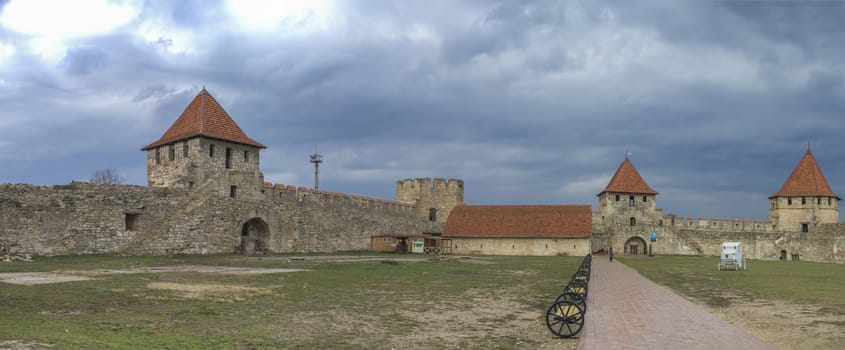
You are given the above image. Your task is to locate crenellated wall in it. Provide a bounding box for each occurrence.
[593,210,845,262]
[395,177,464,223]
[0,181,441,256]
[661,215,774,231]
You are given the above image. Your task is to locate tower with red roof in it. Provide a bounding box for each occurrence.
[595,156,664,238]
[142,88,266,199]
[769,148,840,232]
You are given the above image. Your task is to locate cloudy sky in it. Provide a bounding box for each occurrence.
[1,0,844,220]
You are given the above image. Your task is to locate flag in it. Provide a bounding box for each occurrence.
[626,150,632,157]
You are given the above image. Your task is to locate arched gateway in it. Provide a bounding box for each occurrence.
[624,236,648,256]
[240,218,270,254]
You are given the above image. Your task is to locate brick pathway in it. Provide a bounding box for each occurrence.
[577,257,774,350]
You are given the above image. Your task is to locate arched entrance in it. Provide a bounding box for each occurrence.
[624,236,648,256]
[240,218,270,254]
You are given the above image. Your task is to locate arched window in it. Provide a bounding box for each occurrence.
[428,208,437,221]
[630,217,636,226]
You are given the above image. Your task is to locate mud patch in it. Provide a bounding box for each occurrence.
[101,265,309,275]
[230,255,491,265]
[0,266,309,285]
[0,340,54,349]
[457,259,497,265]
[0,272,92,285]
[146,282,272,301]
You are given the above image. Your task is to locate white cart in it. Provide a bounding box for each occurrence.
[718,242,746,271]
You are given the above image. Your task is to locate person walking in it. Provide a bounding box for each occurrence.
[609,247,614,262]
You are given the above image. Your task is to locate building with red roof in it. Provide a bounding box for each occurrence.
[142,88,265,200]
[769,148,840,232]
[442,204,592,256]
[592,156,665,256]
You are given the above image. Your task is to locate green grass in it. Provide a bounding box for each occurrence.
[0,254,583,349]
[619,256,845,310]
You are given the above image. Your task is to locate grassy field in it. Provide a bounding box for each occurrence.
[0,253,582,349]
[618,255,845,308]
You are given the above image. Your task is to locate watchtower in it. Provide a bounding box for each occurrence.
[396,178,464,223]
[769,147,840,232]
[141,88,266,200]
[596,157,663,227]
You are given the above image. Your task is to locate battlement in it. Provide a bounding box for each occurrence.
[395,177,464,223]
[262,182,415,212]
[662,215,774,232]
[395,178,464,202]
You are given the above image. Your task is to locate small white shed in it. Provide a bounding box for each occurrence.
[719,242,746,270]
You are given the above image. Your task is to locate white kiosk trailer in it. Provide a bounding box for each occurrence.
[719,242,746,270]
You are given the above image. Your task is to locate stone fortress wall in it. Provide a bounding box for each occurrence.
[0,88,466,258]
[588,152,845,263]
[1,176,843,262]
[3,87,842,262]
[396,178,464,223]
[145,138,265,200]
[0,179,445,257]
[592,205,845,263]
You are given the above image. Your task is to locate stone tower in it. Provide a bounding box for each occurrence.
[595,157,663,227]
[141,88,266,200]
[396,178,464,223]
[769,148,840,232]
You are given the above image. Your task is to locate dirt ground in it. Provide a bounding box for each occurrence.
[391,290,578,349]
[1,256,577,349]
[701,297,845,350]
[0,341,54,350]
[6,255,839,349]
[0,266,309,285]
[145,282,275,301]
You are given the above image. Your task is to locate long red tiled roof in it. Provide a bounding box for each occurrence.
[442,205,592,238]
[598,158,658,196]
[142,88,265,150]
[769,148,839,199]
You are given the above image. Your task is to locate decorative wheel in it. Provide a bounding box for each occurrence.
[572,272,589,283]
[563,280,588,296]
[554,291,586,312]
[546,300,585,338]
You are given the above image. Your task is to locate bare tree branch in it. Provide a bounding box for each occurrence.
[90,169,125,184]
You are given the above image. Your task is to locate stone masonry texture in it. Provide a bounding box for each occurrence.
[0,181,440,256]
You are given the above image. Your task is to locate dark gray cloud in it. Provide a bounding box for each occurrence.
[1,0,843,220]
[60,47,108,75]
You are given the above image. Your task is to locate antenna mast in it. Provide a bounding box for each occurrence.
[309,146,323,189]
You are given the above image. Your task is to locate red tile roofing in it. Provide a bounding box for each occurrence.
[598,158,658,196]
[770,148,839,199]
[443,205,592,238]
[142,88,265,150]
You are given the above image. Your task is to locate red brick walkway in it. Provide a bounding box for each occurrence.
[577,257,774,350]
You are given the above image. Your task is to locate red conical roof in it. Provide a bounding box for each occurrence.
[769,148,839,199]
[142,88,265,150]
[598,157,658,196]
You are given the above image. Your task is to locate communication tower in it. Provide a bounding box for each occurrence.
[309,147,323,189]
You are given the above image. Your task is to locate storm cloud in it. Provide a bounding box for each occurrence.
[1,0,844,220]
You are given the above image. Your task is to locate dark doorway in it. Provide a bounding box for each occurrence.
[240,218,270,254]
[780,250,787,260]
[624,236,648,256]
